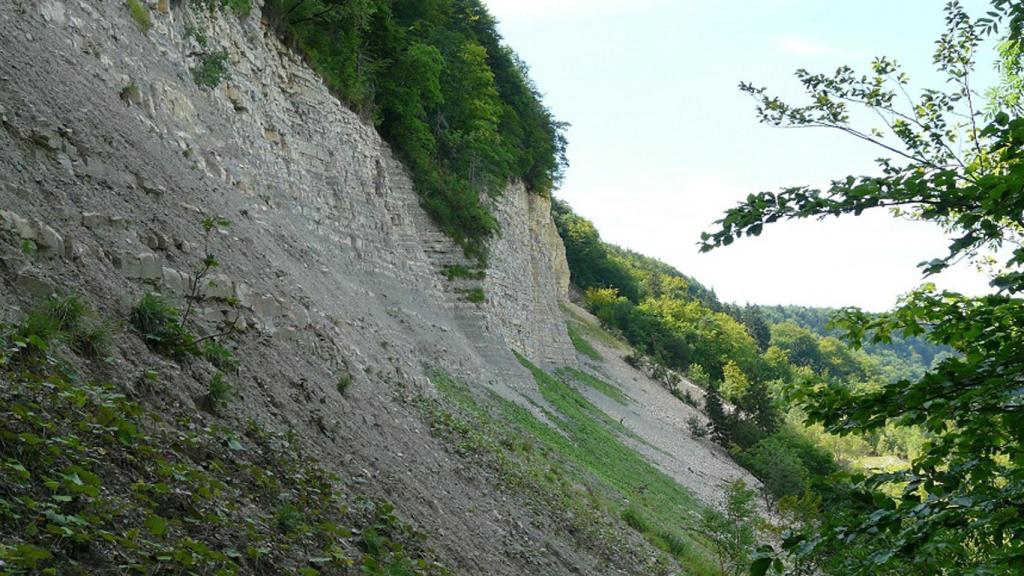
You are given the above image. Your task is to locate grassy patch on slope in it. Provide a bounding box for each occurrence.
[567,323,603,360]
[422,357,720,575]
[561,304,628,350]
[514,354,713,571]
[560,366,629,405]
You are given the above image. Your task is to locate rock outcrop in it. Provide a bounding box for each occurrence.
[485,184,575,367]
[0,0,575,384]
[0,1,593,573]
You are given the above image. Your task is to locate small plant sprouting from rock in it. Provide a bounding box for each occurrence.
[671,387,697,408]
[224,0,253,16]
[126,0,151,33]
[461,287,485,305]
[120,83,142,106]
[185,24,209,48]
[275,503,305,534]
[71,322,112,359]
[208,372,232,412]
[131,293,195,358]
[337,373,353,395]
[196,0,252,17]
[192,50,230,89]
[132,217,239,372]
[687,415,707,439]
[182,215,232,326]
[442,264,485,281]
[202,339,239,372]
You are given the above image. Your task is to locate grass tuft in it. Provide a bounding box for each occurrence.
[192,51,229,88]
[207,372,232,412]
[127,0,151,33]
[12,295,110,360]
[131,293,195,358]
[202,340,238,372]
[442,264,486,281]
[71,323,112,359]
[461,287,485,304]
[337,373,353,395]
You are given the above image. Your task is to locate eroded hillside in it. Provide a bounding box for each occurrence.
[0,1,756,574]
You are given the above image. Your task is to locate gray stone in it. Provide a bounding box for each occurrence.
[32,127,62,151]
[57,207,79,223]
[38,0,67,26]
[273,326,297,341]
[81,212,107,228]
[142,230,168,251]
[234,281,253,308]
[119,251,161,280]
[15,272,55,299]
[162,267,189,294]
[57,153,74,175]
[36,223,64,257]
[252,294,279,324]
[173,236,193,254]
[201,273,234,299]
[139,178,166,196]
[286,305,311,329]
[1,210,37,240]
[224,85,248,112]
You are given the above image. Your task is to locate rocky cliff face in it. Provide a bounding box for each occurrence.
[486,185,574,367]
[0,1,601,573]
[0,0,575,384]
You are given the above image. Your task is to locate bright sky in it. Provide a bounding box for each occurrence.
[484,0,999,311]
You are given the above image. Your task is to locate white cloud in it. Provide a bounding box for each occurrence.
[483,0,666,21]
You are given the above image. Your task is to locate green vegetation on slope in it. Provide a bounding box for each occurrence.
[756,305,950,382]
[0,297,445,576]
[561,367,628,405]
[267,0,567,261]
[566,322,603,361]
[553,184,942,573]
[420,362,740,575]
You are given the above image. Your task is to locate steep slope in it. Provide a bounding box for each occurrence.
[0,1,588,573]
[561,303,760,509]
[0,1,751,574]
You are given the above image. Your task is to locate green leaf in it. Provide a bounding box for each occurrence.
[144,514,169,537]
[750,557,773,576]
[13,543,52,567]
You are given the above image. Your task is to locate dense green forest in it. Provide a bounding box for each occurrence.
[266,0,567,261]
[554,198,938,506]
[555,17,1024,547]
[755,305,950,383]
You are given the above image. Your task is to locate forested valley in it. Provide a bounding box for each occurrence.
[555,0,1024,572]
